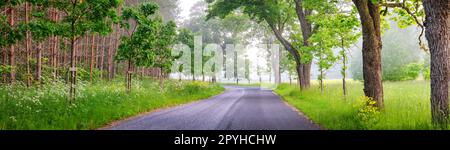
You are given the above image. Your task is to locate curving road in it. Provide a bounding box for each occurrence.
[106,86,320,130]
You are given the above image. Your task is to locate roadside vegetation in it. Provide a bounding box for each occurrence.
[275,80,447,130]
[0,79,223,129]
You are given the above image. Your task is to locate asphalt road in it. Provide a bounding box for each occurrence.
[106,86,320,130]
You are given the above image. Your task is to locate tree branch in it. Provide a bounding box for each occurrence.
[380,1,428,51]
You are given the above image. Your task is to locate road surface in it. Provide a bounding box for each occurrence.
[106,86,320,130]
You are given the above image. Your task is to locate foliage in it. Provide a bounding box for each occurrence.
[116,2,160,66]
[176,28,195,76]
[353,96,381,128]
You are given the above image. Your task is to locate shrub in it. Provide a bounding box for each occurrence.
[353,96,381,128]
[423,66,430,80]
[402,63,422,80]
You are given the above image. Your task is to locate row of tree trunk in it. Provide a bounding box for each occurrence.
[0,2,165,86]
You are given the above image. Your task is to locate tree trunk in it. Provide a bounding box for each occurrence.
[294,0,313,89]
[320,69,324,94]
[300,63,311,88]
[268,22,303,90]
[159,68,164,93]
[342,38,347,97]
[69,34,77,103]
[49,8,56,80]
[90,34,95,82]
[353,0,384,108]
[25,2,32,87]
[108,35,114,80]
[127,59,132,94]
[423,0,450,125]
[202,73,205,81]
[99,36,105,79]
[2,47,6,83]
[212,75,216,83]
[36,43,42,85]
[8,7,15,84]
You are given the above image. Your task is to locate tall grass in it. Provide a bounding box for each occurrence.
[0,79,224,130]
[274,80,447,130]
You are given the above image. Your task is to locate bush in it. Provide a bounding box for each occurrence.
[423,66,430,80]
[402,63,422,80]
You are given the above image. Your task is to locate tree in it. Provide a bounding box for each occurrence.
[207,0,336,90]
[422,0,449,125]
[52,0,120,102]
[116,2,160,93]
[154,20,177,92]
[352,0,426,108]
[176,28,194,80]
[0,1,26,85]
[280,52,296,85]
[27,3,57,86]
[185,1,255,82]
[148,0,180,21]
[352,0,384,107]
[310,2,360,96]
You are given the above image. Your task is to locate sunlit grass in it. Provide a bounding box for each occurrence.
[274,79,446,130]
[0,79,224,130]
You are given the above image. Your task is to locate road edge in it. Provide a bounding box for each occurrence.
[97,88,228,130]
[271,91,326,130]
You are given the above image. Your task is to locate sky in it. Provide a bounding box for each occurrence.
[178,0,201,21]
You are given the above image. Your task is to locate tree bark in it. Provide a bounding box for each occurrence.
[107,35,114,80]
[159,68,164,93]
[341,38,347,97]
[99,36,105,79]
[423,0,450,125]
[50,8,56,80]
[294,0,313,88]
[127,59,132,94]
[90,34,95,82]
[353,0,384,108]
[36,43,42,85]
[2,47,6,83]
[8,7,15,84]
[25,2,32,87]
[320,69,324,94]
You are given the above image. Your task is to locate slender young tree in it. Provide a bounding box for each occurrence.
[50,0,119,102]
[116,2,161,93]
[154,20,177,92]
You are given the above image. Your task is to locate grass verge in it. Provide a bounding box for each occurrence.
[0,79,224,129]
[274,80,449,130]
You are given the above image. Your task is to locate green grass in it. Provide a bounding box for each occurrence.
[0,78,224,130]
[274,80,449,130]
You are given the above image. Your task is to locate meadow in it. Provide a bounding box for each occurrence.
[0,79,224,130]
[274,80,447,130]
